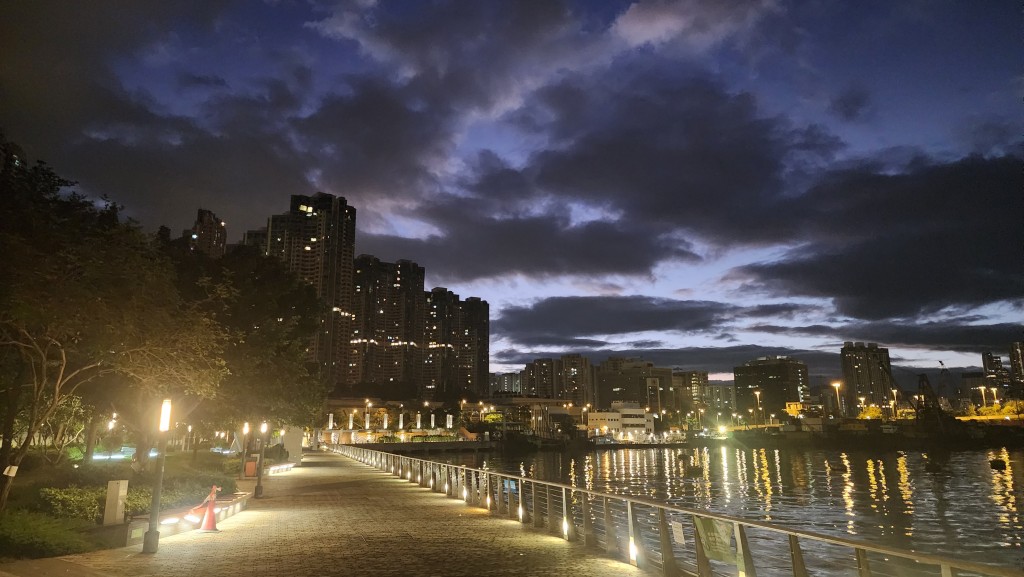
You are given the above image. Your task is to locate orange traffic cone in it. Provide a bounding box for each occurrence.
[199,485,222,532]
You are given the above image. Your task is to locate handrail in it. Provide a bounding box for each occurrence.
[329,444,1019,577]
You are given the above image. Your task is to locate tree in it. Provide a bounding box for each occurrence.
[0,137,226,512]
[158,244,326,431]
[857,406,884,420]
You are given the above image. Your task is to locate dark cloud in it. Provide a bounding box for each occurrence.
[828,86,871,122]
[496,61,842,247]
[494,296,737,345]
[178,73,229,89]
[735,153,1024,319]
[750,321,1022,354]
[357,207,700,282]
[491,296,824,347]
[494,344,842,377]
[0,1,231,156]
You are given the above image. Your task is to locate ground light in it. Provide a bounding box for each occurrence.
[142,399,172,554]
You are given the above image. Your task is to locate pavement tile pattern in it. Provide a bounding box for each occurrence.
[0,451,646,577]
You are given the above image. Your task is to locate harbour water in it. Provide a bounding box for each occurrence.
[444,444,1023,571]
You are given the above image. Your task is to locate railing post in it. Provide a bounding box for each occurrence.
[547,485,558,533]
[627,501,646,569]
[657,508,678,577]
[604,496,619,557]
[561,487,576,541]
[532,481,544,528]
[788,534,809,577]
[855,548,872,577]
[582,493,597,548]
[734,523,757,577]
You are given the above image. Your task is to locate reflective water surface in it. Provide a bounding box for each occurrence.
[447,445,1023,569]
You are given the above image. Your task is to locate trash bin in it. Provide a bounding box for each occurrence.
[244,454,260,477]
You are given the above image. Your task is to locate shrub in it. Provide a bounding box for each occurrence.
[0,510,96,558]
[37,487,103,522]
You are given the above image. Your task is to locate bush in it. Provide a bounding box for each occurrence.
[37,487,104,522]
[0,510,96,559]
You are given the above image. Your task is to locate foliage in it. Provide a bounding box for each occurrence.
[37,395,88,464]
[37,487,102,522]
[857,406,885,420]
[0,136,227,511]
[161,244,326,431]
[0,510,96,559]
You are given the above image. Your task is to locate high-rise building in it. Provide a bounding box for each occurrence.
[559,354,595,406]
[241,227,268,254]
[423,288,489,400]
[675,370,709,410]
[186,208,227,258]
[733,356,808,419]
[349,255,425,394]
[840,342,894,409]
[490,372,522,395]
[266,193,356,395]
[595,357,673,411]
[982,351,1012,390]
[460,297,490,398]
[522,358,561,398]
[1010,342,1024,385]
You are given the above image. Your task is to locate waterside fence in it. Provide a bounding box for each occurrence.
[330,444,1018,577]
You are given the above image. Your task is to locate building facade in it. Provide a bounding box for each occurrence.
[733,356,809,421]
[423,288,489,400]
[266,193,357,395]
[348,256,425,395]
[840,342,894,409]
[595,357,673,411]
[187,208,227,258]
[1011,342,1024,386]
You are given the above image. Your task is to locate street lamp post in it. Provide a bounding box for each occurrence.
[977,387,987,408]
[143,399,172,554]
[991,387,999,406]
[238,422,249,478]
[255,422,268,498]
[754,390,762,426]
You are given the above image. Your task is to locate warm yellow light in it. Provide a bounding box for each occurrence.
[562,518,569,537]
[158,399,172,432]
[260,422,268,434]
[243,422,250,435]
[629,538,638,562]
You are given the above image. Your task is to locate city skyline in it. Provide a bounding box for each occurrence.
[2,1,1021,378]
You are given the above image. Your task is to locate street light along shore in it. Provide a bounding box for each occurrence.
[142,399,172,554]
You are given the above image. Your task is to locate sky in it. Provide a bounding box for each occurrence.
[2,0,1021,383]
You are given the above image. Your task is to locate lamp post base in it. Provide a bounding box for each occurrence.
[142,529,160,553]
[254,484,263,498]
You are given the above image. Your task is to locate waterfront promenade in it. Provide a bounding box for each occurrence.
[0,450,643,577]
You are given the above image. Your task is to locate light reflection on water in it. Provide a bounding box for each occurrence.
[449,446,1023,566]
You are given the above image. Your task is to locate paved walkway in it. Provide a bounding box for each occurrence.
[0,451,645,577]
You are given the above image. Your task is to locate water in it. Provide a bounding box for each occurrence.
[443,445,1023,570]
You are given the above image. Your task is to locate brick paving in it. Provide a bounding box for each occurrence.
[0,451,645,577]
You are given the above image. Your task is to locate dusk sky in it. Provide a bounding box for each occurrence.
[2,1,1021,381]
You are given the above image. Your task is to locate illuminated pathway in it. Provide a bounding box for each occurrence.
[0,451,643,577]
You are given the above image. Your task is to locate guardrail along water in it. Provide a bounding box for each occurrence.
[330,445,1019,577]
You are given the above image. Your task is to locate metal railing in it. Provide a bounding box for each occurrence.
[329,445,1018,577]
